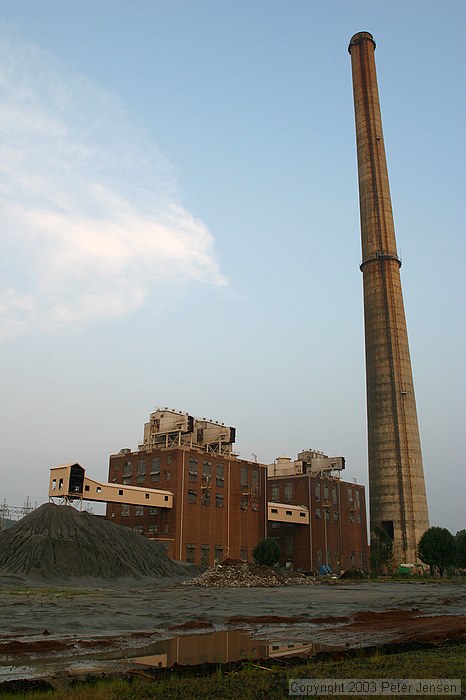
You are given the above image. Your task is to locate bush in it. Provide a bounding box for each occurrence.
[418,526,456,576]
[252,538,281,566]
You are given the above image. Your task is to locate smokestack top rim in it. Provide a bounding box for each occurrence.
[348,31,376,53]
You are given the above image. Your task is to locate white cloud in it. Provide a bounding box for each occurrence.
[0,32,226,340]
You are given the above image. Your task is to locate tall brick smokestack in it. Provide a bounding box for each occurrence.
[348,32,429,565]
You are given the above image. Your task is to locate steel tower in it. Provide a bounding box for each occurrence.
[348,32,429,565]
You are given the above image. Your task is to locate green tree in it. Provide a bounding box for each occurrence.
[418,527,456,576]
[370,526,393,576]
[253,538,281,566]
[454,529,466,568]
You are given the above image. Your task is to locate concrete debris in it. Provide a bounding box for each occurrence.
[184,561,320,588]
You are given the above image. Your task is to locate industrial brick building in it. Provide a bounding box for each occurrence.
[106,408,267,566]
[104,407,369,572]
[267,455,369,573]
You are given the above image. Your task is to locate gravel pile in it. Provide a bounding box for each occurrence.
[0,503,188,582]
[184,561,320,588]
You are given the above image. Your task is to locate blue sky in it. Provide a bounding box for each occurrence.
[1,1,464,534]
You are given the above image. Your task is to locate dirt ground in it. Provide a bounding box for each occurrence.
[0,579,465,686]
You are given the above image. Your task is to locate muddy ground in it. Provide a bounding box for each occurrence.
[0,579,465,687]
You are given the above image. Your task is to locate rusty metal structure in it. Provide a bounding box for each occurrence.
[348,32,429,564]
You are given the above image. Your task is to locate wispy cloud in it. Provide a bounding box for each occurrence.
[0,31,226,340]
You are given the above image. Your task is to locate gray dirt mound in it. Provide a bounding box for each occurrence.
[0,503,187,582]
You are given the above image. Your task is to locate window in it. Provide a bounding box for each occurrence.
[315,482,321,502]
[332,485,337,505]
[348,488,353,502]
[350,511,354,523]
[134,525,143,534]
[150,457,160,483]
[145,493,150,499]
[164,470,171,481]
[123,461,132,477]
[137,459,146,476]
[122,477,131,485]
[315,508,321,519]
[58,478,63,490]
[148,524,158,534]
[167,455,173,465]
[214,545,223,564]
[85,485,90,492]
[202,490,211,506]
[356,512,361,523]
[202,461,211,478]
[216,464,224,487]
[186,544,196,564]
[216,493,224,508]
[135,505,144,516]
[121,504,130,517]
[323,484,329,500]
[201,544,210,566]
[284,482,293,502]
[355,490,360,507]
[286,510,292,516]
[333,510,339,521]
[299,512,306,518]
[52,479,57,490]
[149,507,159,516]
[96,486,102,493]
[325,509,330,520]
[271,484,280,502]
[189,458,198,482]
[271,522,280,529]
[240,466,248,485]
[271,508,278,513]
[118,489,123,496]
[188,489,197,505]
[252,468,259,485]
[240,547,248,561]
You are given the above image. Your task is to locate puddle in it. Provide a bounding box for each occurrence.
[128,630,327,668]
[0,629,330,683]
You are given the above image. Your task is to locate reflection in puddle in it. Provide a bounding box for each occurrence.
[0,630,329,683]
[130,630,325,668]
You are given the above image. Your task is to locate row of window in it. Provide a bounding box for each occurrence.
[116,458,261,488]
[270,482,362,509]
[187,490,224,507]
[185,544,248,565]
[132,522,171,535]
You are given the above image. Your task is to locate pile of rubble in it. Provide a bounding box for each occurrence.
[184,561,320,588]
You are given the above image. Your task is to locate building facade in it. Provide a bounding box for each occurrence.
[268,458,368,573]
[106,408,267,566]
[106,408,368,572]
